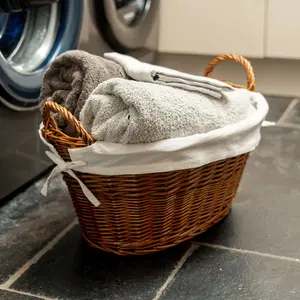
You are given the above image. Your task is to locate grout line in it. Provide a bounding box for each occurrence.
[277,98,299,126]
[0,286,56,300]
[1,219,77,289]
[193,242,300,263]
[153,243,199,300]
[276,122,300,130]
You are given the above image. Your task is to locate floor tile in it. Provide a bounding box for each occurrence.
[161,246,300,300]
[12,225,189,300]
[0,176,75,284]
[0,290,42,300]
[278,98,300,127]
[195,127,300,258]
[265,95,292,122]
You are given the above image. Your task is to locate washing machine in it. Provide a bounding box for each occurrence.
[0,0,159,200]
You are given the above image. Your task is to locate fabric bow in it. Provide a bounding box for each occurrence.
[41,151,100,207]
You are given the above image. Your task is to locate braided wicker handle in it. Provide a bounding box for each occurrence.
[42,101,94,145]
[204,54,256,91]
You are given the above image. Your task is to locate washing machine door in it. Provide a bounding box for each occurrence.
[0,0,83,110]
[96,0,158,53]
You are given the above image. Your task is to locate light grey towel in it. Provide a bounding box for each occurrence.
[104,52,234,99]
[40,50,126,119]
[80,78,254,144]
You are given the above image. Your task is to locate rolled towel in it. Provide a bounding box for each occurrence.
[104,52,234,99]
[40,50,127,119]
[80,78,255,144]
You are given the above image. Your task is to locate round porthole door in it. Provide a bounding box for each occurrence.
[95,0,159,53]
[0,0,83,110]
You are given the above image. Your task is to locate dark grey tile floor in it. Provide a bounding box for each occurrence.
[11,226,189,300]
[160,246,300,300]
[194,126,300,258]
[0,177,75,284]
[264,95,293,122]
[0,290,42,300]
[1,96,300,300]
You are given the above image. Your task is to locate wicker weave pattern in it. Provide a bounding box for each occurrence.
[42,54,255,255]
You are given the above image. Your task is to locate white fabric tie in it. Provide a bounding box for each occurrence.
[262,120,276,127]
[41,151,100,207]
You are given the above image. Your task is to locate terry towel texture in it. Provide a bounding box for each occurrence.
[104,52,234,99]
[80,78,255,144]
[40,50,127,119]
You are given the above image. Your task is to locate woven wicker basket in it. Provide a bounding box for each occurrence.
[42,54,255,255]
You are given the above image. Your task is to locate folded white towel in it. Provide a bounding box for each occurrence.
[79,78,255,144]
[104,52,234,99]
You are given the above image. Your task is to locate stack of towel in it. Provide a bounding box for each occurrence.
[41,50,255,144]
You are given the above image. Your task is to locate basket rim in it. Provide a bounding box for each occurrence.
[39,92,267,177]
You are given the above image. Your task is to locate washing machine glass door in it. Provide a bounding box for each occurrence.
[96,0,158,53]
[115,0,149,26]
[0,0,83,110]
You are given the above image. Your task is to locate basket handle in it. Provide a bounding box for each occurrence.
[42,101,94,145]
[203,54,256,91]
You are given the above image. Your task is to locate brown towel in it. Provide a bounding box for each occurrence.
[40,50,126,120]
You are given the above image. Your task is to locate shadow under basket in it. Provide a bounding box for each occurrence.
[42,53,256,255]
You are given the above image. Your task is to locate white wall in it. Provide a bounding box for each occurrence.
[158,0,265,58]
[266,0,300,59]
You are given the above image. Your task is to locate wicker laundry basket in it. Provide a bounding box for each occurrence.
[42,54,255,255]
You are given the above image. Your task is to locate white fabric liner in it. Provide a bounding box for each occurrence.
[39,91,269,206]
